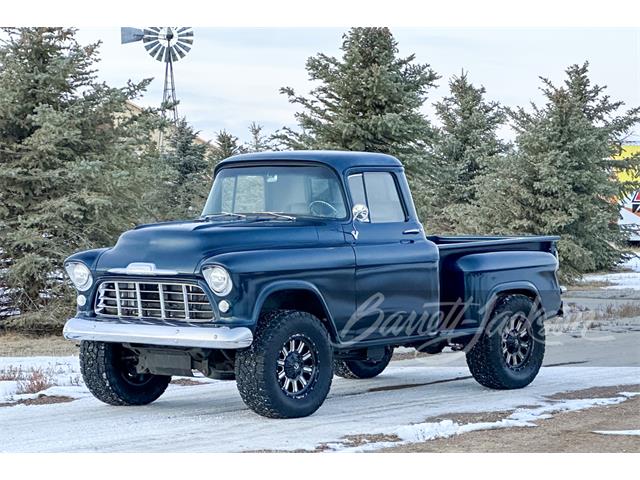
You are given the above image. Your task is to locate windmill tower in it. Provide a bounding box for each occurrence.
[120,27,194,124]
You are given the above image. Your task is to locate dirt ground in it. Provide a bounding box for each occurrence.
[379,384,640,453]
[0,333,78,357]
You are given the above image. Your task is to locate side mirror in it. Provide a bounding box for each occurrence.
[352,204,369,223]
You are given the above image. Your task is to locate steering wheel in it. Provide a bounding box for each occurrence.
[309,200,338,217]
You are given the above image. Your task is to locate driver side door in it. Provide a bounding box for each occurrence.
[342,170,439,344]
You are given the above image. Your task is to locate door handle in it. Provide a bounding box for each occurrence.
[403,228,420,235]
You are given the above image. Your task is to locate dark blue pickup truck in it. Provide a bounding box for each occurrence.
[63,151,562,418]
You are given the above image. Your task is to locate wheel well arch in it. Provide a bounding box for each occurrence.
[482,283,544,326]
[254,283,339,342]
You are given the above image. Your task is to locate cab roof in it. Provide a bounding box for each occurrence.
[216,150,403,172]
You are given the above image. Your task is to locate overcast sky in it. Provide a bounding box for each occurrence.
[75,27,640,143]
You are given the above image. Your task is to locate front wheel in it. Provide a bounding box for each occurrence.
[235,310,333,418]
[80,341,171,405]
[466,294,545,390]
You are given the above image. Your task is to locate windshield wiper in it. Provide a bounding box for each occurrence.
[201,212,247,221]
[248,211,296,221]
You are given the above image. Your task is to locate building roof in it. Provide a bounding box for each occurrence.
[217,150,403,172]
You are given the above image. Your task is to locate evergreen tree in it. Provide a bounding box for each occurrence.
[275,27,439,217]
[210,130,244,164]
[0,28,160,327]
[158,119,211,219]
[470,62,640,279]
[245,122,271,152]
[427,71,509,233]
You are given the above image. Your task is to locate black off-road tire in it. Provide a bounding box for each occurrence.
[334,347,394,379]
[466,294,545,390]
[235,310,333,418]
[80,341,171,406]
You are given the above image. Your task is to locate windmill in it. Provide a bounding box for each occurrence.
[120,27,194,123]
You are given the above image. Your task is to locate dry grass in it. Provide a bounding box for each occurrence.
[548,301,640,332]
[15,368,55,394]
[0,332,78,356]
[566,280,613,290]
[0,395,74,408]
[600,302,640,319]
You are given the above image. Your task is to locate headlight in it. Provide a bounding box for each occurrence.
[65,262,93,291]
[203,266,232,296]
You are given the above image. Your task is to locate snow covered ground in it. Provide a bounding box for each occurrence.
[0,355,638,452]
[582,256,640,289]
[0,356,87,404]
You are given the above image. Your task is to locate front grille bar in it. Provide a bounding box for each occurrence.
[135,282,143,318]
[95,280,214,322]
[182,284,190,321]
[158,283,166,319]
[114,282,122,317]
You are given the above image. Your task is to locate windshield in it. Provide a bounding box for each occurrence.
[202,165,348,219]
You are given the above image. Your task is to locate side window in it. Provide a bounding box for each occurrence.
[348,174,367,207]
[363,172,406,223]
[348,172,406,223]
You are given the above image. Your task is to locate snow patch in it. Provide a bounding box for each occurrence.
[324,395,633,452]
[396,418,533,444]
[592,430,640,436]
[618,391,640,398]
[582,256,640,289]
[0,356,83,403]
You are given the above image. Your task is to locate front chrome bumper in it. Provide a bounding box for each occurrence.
[63,317,253,349]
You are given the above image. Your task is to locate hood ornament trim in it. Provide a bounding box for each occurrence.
[107,262,178,276]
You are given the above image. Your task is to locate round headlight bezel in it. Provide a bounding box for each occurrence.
[65,262,93,291]
[203,265,232,297]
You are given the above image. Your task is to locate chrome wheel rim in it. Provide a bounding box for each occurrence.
[277,335,317,398]
[501,314,533,370]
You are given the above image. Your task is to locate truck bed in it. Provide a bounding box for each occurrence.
[429,234,559,250]
[428,235,562,331]
[428,235,559,266]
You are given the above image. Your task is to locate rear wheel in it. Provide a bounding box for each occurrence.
[235,310,333,418]
[80,341,171,405]
[466,294,545,390]
[334,347,394,379]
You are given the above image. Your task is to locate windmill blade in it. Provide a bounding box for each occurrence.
[173,42,188,58]
[147,43,163,59]
[143,40,159,51]
[176,43,192,55]
[155,45,166,62]
[143,28,161,41]
[170,47,179,62]
[148,43,163,59]
[120,27,144,44]
[176,27,191,33]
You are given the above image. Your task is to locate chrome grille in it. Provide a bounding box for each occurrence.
[95,281,214,322]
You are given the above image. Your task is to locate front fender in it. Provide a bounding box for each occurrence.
[200,245,355,333]
[252,280,334,324]
[65,248,110,270]
[64,248,110,316]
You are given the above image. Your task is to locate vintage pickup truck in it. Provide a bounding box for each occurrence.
[63,151,562,418]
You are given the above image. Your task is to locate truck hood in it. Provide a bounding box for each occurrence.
[96,219,322,275]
